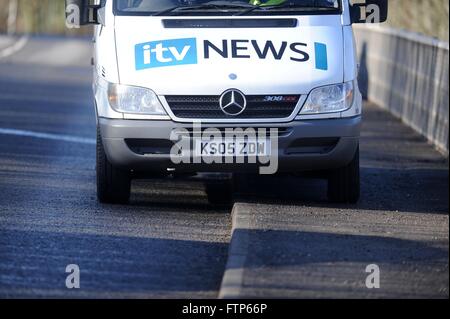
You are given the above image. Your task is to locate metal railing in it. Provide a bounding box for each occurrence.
[354,25,449,156]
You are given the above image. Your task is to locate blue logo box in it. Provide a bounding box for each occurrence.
[135,38,198,70]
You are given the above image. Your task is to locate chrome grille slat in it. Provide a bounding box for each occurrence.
[165,95,300,119]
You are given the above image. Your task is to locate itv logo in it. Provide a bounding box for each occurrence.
[135,38,198,70]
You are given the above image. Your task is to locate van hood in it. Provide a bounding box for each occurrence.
[114,16,344,95]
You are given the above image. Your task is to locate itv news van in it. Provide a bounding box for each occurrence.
[66,0,388,204]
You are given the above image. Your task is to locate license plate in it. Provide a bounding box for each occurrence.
[195,139,271,157]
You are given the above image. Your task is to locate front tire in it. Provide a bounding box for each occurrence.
[96,127,131,204]
[327,145,360,204]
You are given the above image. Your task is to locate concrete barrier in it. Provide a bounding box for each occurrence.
[354,25,449,156]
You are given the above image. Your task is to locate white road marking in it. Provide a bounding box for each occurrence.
[0,128,95,145]
[0,35,29,59]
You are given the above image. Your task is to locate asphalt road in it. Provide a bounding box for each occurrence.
[0,36,231,298]
[0,36,448,298]
[221,103,449,298]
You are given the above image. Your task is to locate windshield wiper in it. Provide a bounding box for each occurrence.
[236,1,338,16]
[154,1,257,16]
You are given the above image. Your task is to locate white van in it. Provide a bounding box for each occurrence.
[66,0,387,204]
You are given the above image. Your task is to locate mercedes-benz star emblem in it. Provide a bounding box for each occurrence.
[219,89,247,116]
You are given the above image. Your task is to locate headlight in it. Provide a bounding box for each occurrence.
[108,84,166,115]
[300,81,354,114]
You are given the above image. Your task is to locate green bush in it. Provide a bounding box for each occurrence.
[387,0,449,42]
[0,0,90,35]
[0,0,448,41]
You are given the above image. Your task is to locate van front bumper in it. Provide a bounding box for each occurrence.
[99,117,361,173]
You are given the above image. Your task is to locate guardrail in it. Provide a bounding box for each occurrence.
[354,25,449,156]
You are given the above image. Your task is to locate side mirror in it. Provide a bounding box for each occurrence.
[350,0,388,24]
[65,0,101,27]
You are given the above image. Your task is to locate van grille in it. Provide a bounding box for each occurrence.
[165,95,300,120]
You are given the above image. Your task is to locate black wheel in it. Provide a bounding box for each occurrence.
[205,179,234,207]
[96,127,131,204]
[327,145,360,204]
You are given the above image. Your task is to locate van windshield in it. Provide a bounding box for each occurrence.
[114,0,341,16]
